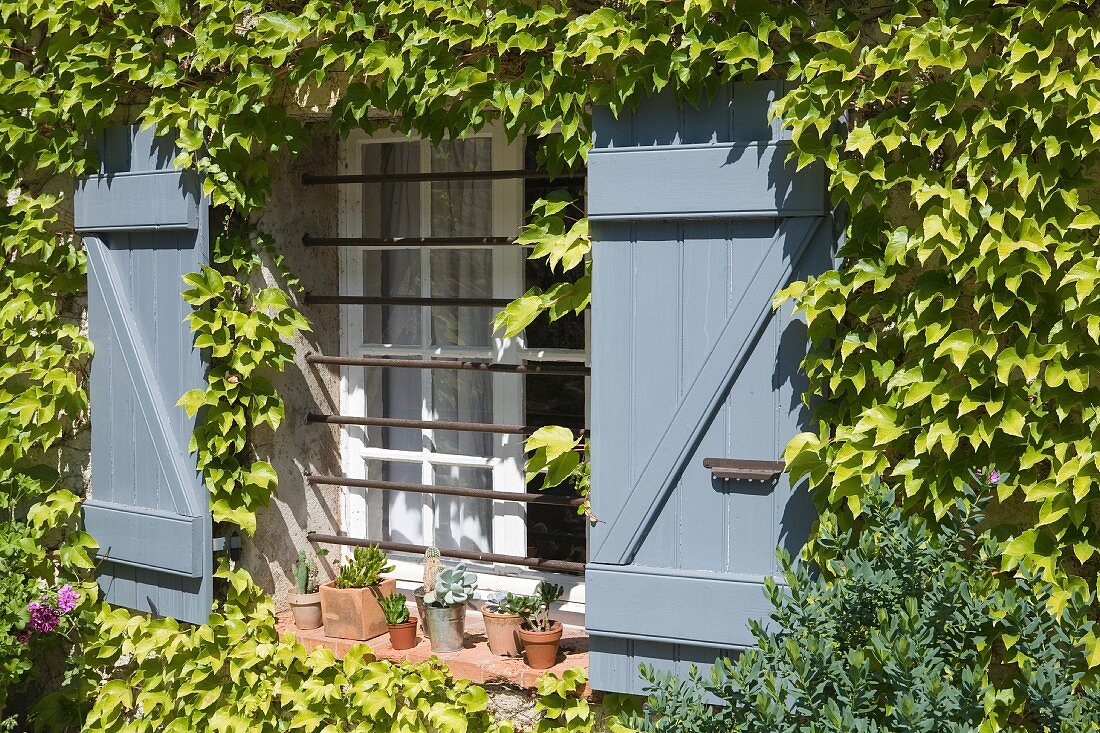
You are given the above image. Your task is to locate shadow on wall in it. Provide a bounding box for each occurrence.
[244,124,344,605]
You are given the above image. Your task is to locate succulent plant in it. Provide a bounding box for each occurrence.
[424,562,477,607]
[484,591,536,616]
[379,592,411,625]
[334,545,394,589]
[422,545,442,593]
[521,581,564,632]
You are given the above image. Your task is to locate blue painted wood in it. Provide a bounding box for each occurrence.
[587,143,826,221]
[586,83,836,695]
[77,125,212,625]
[74,171,201,232]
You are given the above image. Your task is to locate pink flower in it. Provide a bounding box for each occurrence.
[15,631,30,643]
[27,600,61,634]
[57,585,80,614]
[988,470,1001,485]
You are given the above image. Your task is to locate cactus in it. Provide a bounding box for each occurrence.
[424,562,477,607]
[422,546,442,593]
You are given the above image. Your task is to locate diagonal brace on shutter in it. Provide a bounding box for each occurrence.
[591,216,824,565]
[85,235,200,519]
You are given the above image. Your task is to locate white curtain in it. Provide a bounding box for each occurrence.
[362,139,495,552]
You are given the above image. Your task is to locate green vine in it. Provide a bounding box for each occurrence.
[775,0,1100,652]
[7,0,1100,726]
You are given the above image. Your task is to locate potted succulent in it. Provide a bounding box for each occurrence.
[379,592,418,650]
[422,561,477,653]
[481,591,534,657]
[288,549,327,630]
[518,582,565,669]
[319,545,396,641]
[413,546,443,641]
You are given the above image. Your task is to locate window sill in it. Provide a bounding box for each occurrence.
[275,609,590,693]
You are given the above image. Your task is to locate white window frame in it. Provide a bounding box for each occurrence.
[337,125,586,616]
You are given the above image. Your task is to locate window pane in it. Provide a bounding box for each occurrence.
[429,367,493,456]
[362,252,421,345]
[429,138,495,347]
[430,249,493,347]
[362,362,425,451]
[433,465,493,553]
[362,141,422,345]
[368,459,425,546]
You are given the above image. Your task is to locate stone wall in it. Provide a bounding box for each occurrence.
[243,125,345,604]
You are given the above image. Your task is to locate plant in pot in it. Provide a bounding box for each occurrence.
[288,549,327,630]
[413,546,443,641]
[481,591,535,657]
[518,581,565,669]
[318,545,396,641]
[379,592,418,650]
[422,561,477,653]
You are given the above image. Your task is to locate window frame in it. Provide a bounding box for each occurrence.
[337,126,587,613]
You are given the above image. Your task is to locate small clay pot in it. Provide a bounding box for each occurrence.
[481,608,524,657]
[388,617,419,650]
[519,620,563,669]
[288,591,322,630]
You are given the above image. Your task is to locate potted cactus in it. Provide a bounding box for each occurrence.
[288,549,327,630]
[422,561,477,653]
[481,592,534,657]
[518,582,565,669]
[319,545,396,641]
[379,592,418,650]
[414,546,443,641]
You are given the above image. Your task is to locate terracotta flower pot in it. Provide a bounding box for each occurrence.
[519,620,563,669]
[288,591,322,630]
[482,608,524,657]
[319,578,396,641]
[388,617,419,650]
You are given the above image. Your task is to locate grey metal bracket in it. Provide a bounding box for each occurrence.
[703,458,785,481]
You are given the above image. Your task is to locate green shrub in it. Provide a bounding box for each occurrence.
[0,471,97,730]
[631,477,1100,733]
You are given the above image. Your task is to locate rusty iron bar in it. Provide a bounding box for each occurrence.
[302,169,586,186]
[305,294,513,308]
[305,474,584,507]
[306,532,585,574]
[308,412,595,437]
[302,235,521,248]
[305,353,590,376]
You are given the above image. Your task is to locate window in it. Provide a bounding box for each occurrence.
[338,127,587,610]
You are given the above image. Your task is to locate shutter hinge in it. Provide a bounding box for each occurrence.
[213,533,241,562]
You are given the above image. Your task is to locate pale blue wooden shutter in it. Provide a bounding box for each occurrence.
[75,125,212,624]
[585,83,837,694]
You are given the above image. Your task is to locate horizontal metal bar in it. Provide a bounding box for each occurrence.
[702,457,785,481]
[307,532,585,574]
[309,412,589,436]
[302,169,585,186]
[305,353,590,376]
[306,474,584,507]
[303,235,521,248]
[305,294,512,307]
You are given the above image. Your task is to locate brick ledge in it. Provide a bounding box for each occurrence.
[275,608,589,692]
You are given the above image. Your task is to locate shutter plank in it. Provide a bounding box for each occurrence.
[75,171,200,232]
[591,216,822,566]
